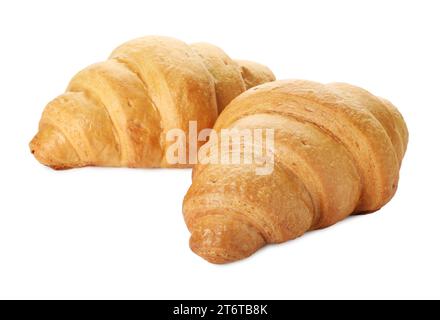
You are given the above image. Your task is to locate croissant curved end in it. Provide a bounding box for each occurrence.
[234,59,276,89]
[30,125,83,170]
[189,215,266,264]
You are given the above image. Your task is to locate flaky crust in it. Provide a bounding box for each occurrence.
[183,80,408,264]
[30,36,275,169]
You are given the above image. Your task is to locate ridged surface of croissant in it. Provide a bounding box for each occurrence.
[30,36,275,169]
[183,80,408,264]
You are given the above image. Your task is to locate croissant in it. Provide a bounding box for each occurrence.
[183,80,408,264]
[30,36,275,169]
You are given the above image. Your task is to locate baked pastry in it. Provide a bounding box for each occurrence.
[30,36,275,169]
[183,80,408,264]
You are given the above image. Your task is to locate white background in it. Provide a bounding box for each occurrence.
[0,0,439,300]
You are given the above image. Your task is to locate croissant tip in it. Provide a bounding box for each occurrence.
[29,135,41,158]
[188,216,266,264]
[29,128,82,170]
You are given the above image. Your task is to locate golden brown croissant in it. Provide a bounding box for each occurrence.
[183,80,408,264]
[30,36,275,169]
